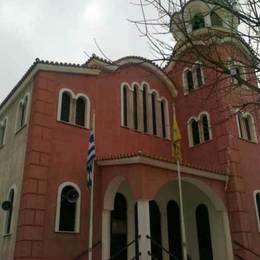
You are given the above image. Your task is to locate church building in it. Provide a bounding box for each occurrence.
[1,1,260,259]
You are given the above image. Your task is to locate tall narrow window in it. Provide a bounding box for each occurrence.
[0,119,7,146]
[151,92,157,135]
[143,86,148,133]
[149,201,162,260]
[135,203,139,260]
[133,86,138,130]
[76,97,86,126]
[167,200,182,260]
[123,86,128,127]
[195,64,203,87]
[110,193,127,260]
[192,13,205,30]
[237,112,244,138]
[161,101,166,138]
[186,70,194,90]
[255,192,260,231]
[201,114,210,141]
[58,185,80,232]
[4,189,14,234]
[196,204,213,260]
[211,12,222,27]
[237,112,256,142]
[60,92,71,122]
[20,100,26,127]
[17,96,28,130]
[244,116,252,141]
[191,119,200,145]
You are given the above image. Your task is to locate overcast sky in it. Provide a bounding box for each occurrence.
[0,0,171,103]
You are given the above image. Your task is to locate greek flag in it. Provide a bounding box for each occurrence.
[87,129,96,189]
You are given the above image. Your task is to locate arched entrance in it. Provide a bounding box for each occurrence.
[153,178,233,260]
[102,176,136,260]
[110,193,127,260]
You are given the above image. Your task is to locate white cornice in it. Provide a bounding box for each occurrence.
[0,63,101,115]
[97,155,226,182]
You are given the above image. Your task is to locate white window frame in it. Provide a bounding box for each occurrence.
[198,111,212,142]
[75,93,91,128]
[0,117,8,147]
[182,67,193,95]
[160,98,170,139]
[187,111,212,147]
[55,182,81,233]
[187,116,198,147]
[193,61,205,88]
[57,88,90,129]
[57,88,75,123]
[2,185,17,236]
[120,82,131,127]
[229,61,247,85]
[236,111,257,143]
[254,190,260,232]
[15,93,30,132]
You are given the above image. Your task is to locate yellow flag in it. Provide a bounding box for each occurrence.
[172,111,182,161]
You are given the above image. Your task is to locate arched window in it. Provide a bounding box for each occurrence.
[76,97,86,126]
[149,201,162,260]
[188,113,212,146]
[60,92,71,122]
[195,63,203,87]
[201,114,210,142]
[254,191,260,231]
[110,193,127,260]
[0,118,7,146]
[186,70,194,91]
[237,112,257,142]
[4,188,15,234]
[17,95,28,130]
[133,85,138,130]
[196,204,213,260]
[143,85,148,133]
[151,92,157,135]
[161,100,166,138]
[55,183,81,232]
[211,11,222,27]
[191,119,200,145]
[192,13,205,30]
[230,62,246,85]
[167,200,182,260]
[123,85,128,127]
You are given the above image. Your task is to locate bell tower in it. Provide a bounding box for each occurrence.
[167,1,260,259]
[170,0,240,47]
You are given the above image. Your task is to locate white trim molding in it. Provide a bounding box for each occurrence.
[0,116,8,147]
[254,190,260,232]
[97,155,226,182]
[55,182,81,233]
[2,184,17,236]
[15,93,30,133]
[57,88,91,129]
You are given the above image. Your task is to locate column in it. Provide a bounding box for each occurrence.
[160,209,169,260]
[222,211,234,260]
[102,209,111,260]
[137,200,151,260]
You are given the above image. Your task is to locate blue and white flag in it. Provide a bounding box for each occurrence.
[87,129,96,189]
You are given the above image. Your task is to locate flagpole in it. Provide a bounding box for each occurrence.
[88,112,95,260]
[172,104,187,260]
[177,159,188,260]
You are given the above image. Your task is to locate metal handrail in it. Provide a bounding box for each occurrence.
[108,235,141,260]
[146,235,179,260]
[233,240,260,259]
[74,240,101,260]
